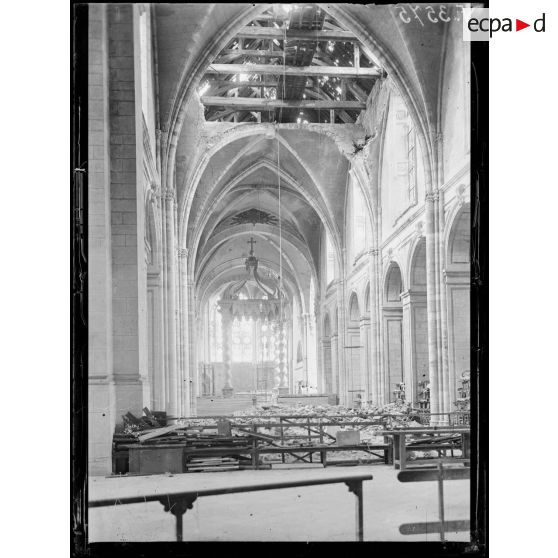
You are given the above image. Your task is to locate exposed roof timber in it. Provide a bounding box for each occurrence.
[207,80,369,97]
[301,89,354,123]
[207,80,282,90]
[201,96,365,111]
[206,109,237,122]
[236,27,357,42]
[251,14,290,22]
[206,63,381,78]
[219,49,286,59]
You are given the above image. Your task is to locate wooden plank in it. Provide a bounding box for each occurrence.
[219,49,286,58]
[201,96,365,111]
[137,424,185,443]
[89,471,374,506]
[206,63,380,78]
[381,428,470,435]
[207,79,282,89]
[236,27,357,42]
[399,520,470,535]
[398,467,471,483]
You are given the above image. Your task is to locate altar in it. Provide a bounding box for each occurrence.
[218,238,291,398]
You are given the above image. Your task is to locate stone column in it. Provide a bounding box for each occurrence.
[335,279,347,405]
[221,309,233,398]
[88,3,115,476]
[437,191,451,418]
[425,192,442,423]
[147,266,165,412]
[307,311,318,389]
[368,249,382,405]
[400,290,413,404]
[314,305,323,392]
[161,189,179,419]
[187,274,197,412]
[320,336,332,393]
[178,248,190,416]
[108,3,149,428]
[300,313,309,385]
[433,190,446,422]
[287,318,294,393]
[330,333,339,399]
[360,316,371,403]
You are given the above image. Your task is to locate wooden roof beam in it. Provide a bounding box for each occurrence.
[201,96,366,111]
[235,27,357,42]
[206,63,381,78]
[207,80,283,90]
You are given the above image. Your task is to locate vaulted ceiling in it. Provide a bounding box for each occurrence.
[153,3,449,310]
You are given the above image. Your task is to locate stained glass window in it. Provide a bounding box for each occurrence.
[232,317,253,362]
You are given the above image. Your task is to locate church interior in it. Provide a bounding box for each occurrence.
[87,3,471,542]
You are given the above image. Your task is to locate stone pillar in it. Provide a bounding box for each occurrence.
[307,311,318,389]
[425,192,441,423]
[287,318,294,393]
[147,266,165,412]
[178,248,190,416]
[360,316,371,403]
[320,337,332,393]
[314,305,323,392]
[221,310,233,397]
[335,280,347,405]
[368,249,382,405]
[433,190,446,422]
[161,189,179,419]
[300,313,309,384]
[437,191,451,418]
[88,3,115,476]
[187,274,197,412]
[330,333,339,398]
[108,3,149,426]
[400,291,413,404]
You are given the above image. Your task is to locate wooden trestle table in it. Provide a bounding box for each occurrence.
[89,469,373,541]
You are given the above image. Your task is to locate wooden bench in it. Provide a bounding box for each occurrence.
[380,428,471,470]
[89,470,373,541]
[247,443,389,467]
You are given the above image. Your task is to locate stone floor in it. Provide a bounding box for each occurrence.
[88,464,470,542]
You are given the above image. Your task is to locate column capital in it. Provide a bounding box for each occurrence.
[367,248,379,257]
[162,188,176,202]
[177,248,188,259]
[425,190,439,203]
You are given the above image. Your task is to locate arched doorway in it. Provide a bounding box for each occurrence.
[445,205,470,406]
[402,239,428,405]
[383,263,404,403]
